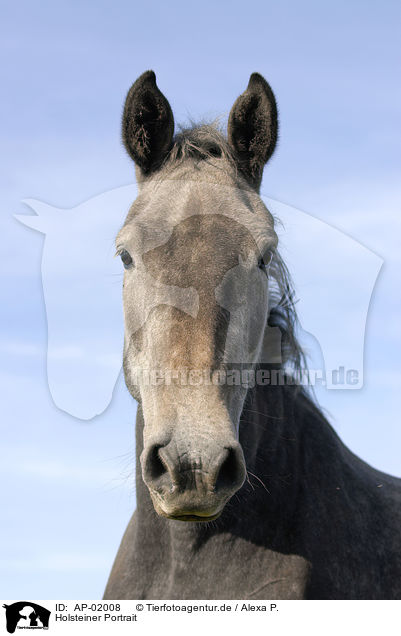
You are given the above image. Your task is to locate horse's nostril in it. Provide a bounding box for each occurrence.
[215,446,245,493]
[146,445,168,481]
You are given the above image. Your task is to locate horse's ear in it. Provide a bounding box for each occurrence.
[122,70,174,174]
[227,73,278,188]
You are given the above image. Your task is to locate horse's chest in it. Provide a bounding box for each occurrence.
[159,537,311,600]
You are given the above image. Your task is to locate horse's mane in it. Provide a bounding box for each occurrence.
[167,122,239,169]
[163,123,308,377]
[267,253,307,374]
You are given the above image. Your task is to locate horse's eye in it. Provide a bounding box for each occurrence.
[120,249,133,269]
[258,251,272,274]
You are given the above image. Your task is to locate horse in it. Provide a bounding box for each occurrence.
[104,71,401,599]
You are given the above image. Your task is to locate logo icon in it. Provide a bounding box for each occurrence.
[2,602,50,633]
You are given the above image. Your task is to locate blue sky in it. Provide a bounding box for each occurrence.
[1,0,401,598]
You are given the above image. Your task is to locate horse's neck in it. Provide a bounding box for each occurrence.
[236,382,309,545]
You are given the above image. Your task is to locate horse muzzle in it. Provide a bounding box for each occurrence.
[141,437,246,521]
